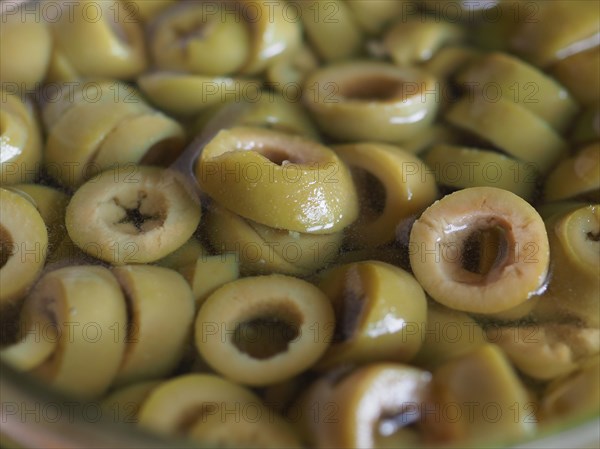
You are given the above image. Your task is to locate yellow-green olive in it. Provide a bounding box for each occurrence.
[540,355,600,425]
[148,1,251,76]
[155,237,207,271]
[422,45,482,80]
[192,91,321,140]
[137,72,260,117]
[455,51,579,132]
[445,93,567,173]
[292,0,363,62]
[0,188,48,310]
[509,0,599,68]
[111,265,195,387]
[240,0,302,75]
[551,46,600,108]
[427,344,534,445]
[49,0,147,80]
[196,126,359,234]
[303,61,440,143]
[100,380,161,424]
[204,202,342,277]
[178,253,240,308]
[7,184,69,256]
[0,5,52,89]
[532,205,600,328]
[544,142,600,202]
[424,144,539,201]
[412,303,487,370]
[344,0,405,35]
[195,274,335,386]
[334,142,438,248]
[409,187,550,314]
[122,0,175,22]
[316,261,427,369]
[27,266,127,399]
[486,323,599,381]
[65,166,201,265]
[384,19,465,67]
[265,45,319,93]
[296,363,432,449]
[0,92,43,185]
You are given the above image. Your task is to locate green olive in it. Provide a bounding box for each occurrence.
[293,0,363,62]
[0,5,52,89]
[334,142,438,248]
[424,144,539,201]
[155,237,208,271]
[455,51,579,132]
[122,0,176,22]
[544,142,600,202]
[65,166,201,265]
[111,265,195,387]
[27,266,127,399]
[196,126,359,234]
[485,323,599,380]
[204,202,337,277]
[7,184,69,256]
[265,45,319,92]
[316,261,427,369]
[540,355,600,425]
[137,72,260,117]
[570,106,600,145]
[409,187,550,314]
[0,189,48,310]
[384,19,465,67]
[344,0,405,35]
[412,303,486,370]
[49,0,147,79]
[0,92,43,185]
[148,1,251,76]
[296,363,432,448]
[192,91,321,140]
[428,345,534,445]
[195,274,335,386]
[509,0,599,68]
[100,380,161,424]
[421,45,482,80]
[303,61,439,143]
[445,94,567,173]
[178,253,240,308]
[532,205,600,327]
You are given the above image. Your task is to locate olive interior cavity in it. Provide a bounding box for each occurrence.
[340,75,405,101]
[0,225,14,269]
[332,285,365,344]
[111,191,167,234]
[448,219,513,284]
[259,145,304,165]
[233,302,303,360]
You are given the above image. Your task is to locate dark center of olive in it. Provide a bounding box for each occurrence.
[352,167,386,219]
[233,303,303,360]
[114,191,165,234]
[461,226,508,276]
[586,231,600,242]
[0,225,14,269]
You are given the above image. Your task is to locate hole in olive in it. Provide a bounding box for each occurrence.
[351,167,386,219]
[233,303,303,360]
[113,192,167,234]
[461,226,508,276]
[259,146,303,165]
[587,231,600,242]
[0,225,14,269]
[375,410,421,447]
[340,76,404,101]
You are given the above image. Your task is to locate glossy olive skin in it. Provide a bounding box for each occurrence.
[532,205,600,327]
[317,261,427,369]
[295,363,432,448]
[196,127,359,234]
